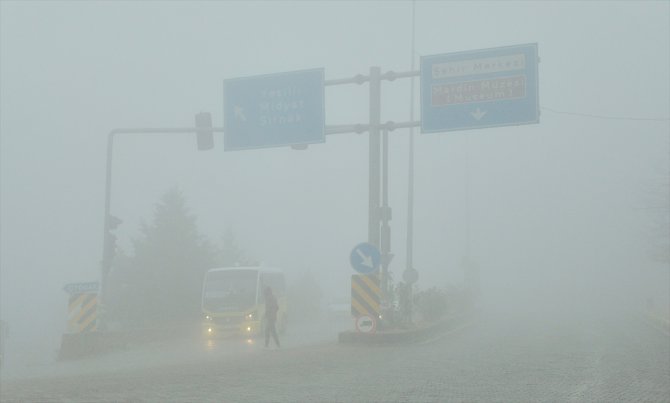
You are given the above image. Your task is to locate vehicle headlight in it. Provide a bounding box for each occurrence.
[246,311,256,321]
[205,315,213,321]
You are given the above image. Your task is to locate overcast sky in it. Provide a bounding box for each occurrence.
[1,1,669,345]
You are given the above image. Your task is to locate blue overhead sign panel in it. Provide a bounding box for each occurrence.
[421,43,539,133]
[224,68,325,151]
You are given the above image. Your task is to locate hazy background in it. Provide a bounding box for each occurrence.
[1,1,668,361]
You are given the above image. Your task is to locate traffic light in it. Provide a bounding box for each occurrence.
[102,231,116,277]
[107,214,122,230]
[102,215,122,277]
[195,112,214,151]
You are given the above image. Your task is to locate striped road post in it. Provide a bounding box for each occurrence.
[67,292,98,333]
[351,274,382,319]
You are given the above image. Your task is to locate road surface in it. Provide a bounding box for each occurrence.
[1,308,668,402]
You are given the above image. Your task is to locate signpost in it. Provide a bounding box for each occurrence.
[224,68,325,151]
[421,43,539,133]
[66,292,98,333]
[63,282,100,334]
[355,314,376,334]
[64,282,100,295]
[350,242,381,275]
[351,274,381,319]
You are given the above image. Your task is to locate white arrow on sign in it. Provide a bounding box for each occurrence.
[471,107,487,121]
[234,106,246,122]
[356,248,374,269]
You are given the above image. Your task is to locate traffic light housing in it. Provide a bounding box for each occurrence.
[102,231,116,277]
[102,215,122,277]
[107,214,122,230]
[195,112,214,151]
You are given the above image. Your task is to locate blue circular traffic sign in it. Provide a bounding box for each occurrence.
[350,242,381,274]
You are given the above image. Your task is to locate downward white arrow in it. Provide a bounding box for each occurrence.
[471,108,487,121]
[356,248,374,268]
[234,106,246,122]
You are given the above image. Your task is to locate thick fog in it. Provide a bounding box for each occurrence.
[1,0,668,395]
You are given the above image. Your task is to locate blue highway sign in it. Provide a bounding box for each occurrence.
[350,242,381,275]
[224,68,325,151]
[421,43,539,133]
[63,282,99,295]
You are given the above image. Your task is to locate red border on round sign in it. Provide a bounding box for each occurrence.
[355,315,377,334]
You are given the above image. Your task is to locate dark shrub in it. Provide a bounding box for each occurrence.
[414,287,449,322]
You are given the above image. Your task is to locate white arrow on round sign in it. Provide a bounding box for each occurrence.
[350,242,381,274]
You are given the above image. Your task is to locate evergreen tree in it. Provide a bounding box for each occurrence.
[220,227,258,267]
[109,188,260,328]
[120,188,219,326]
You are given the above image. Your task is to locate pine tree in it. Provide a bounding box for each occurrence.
[220,227,258,267]
[121,188,219,326]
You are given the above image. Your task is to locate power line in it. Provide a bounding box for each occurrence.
[541,106,670,122]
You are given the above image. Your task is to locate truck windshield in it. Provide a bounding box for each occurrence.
[203,270,258,312]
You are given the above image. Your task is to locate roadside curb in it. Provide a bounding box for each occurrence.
[58,332,128,360]
[338,312,472,344]
[57,326,200,360]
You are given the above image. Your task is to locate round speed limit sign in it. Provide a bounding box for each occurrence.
[355,315,376,334]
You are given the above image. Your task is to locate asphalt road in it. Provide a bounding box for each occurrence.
[1,308,668,402]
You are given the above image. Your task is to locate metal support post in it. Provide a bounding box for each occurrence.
[381,128,391,297]
[100,131,115,312]
[368,67,382,250]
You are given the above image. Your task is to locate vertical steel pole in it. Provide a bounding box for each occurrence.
[368,67,382,249]
[100,131,115,322]
[381,128,390,296]
[406,123,415,272]
[406,0,417,325]
[465,133,471,263]
[406,0,416,276]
